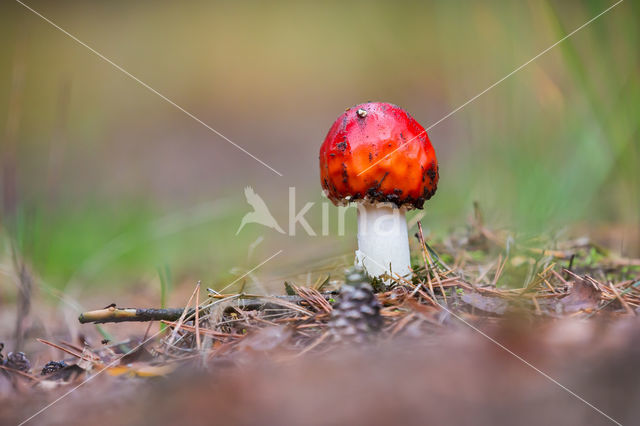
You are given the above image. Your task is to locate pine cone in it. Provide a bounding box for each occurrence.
[41,361,68,376]
[329,269,382,343]
[5,352,31,372]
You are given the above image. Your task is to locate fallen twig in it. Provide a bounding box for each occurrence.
[78,294,335,324]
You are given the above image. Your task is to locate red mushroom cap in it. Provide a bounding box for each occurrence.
[319,102,438,209]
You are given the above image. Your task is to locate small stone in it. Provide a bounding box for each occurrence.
[6,352,31,372]
[41,361,68,376]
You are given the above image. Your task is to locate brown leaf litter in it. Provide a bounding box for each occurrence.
[1,218,639,425]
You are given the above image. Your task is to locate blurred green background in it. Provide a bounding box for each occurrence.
[0,0,638,299]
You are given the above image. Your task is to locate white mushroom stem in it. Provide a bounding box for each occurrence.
[354,204,411,280]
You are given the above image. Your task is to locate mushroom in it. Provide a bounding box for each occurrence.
[319,102,439,279]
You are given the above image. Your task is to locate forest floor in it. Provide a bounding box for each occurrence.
[1,214,639,426]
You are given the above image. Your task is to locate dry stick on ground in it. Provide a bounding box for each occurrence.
[79,307,193,324]
[78,294,334,324]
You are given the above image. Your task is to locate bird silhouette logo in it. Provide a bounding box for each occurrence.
[236,187,285,235]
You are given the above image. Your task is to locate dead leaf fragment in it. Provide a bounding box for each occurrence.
[559,276,601,313]
[106,363,176,378]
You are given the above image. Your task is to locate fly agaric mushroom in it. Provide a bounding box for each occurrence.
[319,102,438,279]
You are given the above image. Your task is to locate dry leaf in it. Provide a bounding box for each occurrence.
[106,363,176,378]
[559,276,601,313]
